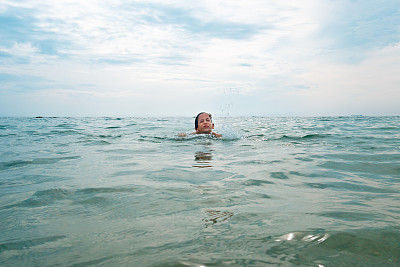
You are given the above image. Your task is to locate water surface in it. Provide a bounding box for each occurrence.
[1,116,399,266]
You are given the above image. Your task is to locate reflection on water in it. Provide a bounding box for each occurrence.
[275,232,330,244]
[193,151,213,168]
[203,209,234,227]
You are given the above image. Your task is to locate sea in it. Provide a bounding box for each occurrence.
[0,116,399,267]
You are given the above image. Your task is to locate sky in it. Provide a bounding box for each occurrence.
[0,0,399,117]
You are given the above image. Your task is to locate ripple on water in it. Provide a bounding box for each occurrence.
[0,187,137,210]
[242,179,274,186]
[320,161,400,176]
[277,133,330,141]
[0,174,68,187]
[268,228,400,266]
[304,181,398,194]
[0,235,66,253]
[203,209,234,227]
[0,156,80,171]
[49,129,81,136]
[1,117,399,267]
[270,172,289,180]
[317,211,378,221]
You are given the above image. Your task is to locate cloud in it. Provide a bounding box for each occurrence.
[314,0,400,50]
[0,0,399,116]
[290,43,400,115]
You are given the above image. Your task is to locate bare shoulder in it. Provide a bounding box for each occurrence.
[178,132,197,137]
[212,132,222,138]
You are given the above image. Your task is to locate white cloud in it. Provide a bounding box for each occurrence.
[1,42,38,56]
[290,43,400,115]
[0,0,399,116]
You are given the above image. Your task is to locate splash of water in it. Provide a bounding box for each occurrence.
[220,123,242,140]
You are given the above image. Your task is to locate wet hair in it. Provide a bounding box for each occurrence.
[195,112,212,130]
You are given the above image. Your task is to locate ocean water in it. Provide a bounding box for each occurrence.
[0,116,399,267]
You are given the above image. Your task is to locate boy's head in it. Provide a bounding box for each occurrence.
[195,112,214,134]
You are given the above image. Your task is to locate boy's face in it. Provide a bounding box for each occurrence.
[196,113,214,134]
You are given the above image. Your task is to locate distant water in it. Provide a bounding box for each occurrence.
[1,116,399,266]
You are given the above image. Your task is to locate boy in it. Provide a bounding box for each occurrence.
[178,112,222,137]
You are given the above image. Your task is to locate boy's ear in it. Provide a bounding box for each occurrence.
[212,123,215,129]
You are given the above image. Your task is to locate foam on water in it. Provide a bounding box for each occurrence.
[220,123,242,140]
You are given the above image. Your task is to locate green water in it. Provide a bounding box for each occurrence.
[0,116,399,266]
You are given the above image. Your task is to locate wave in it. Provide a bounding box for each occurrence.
[50,129,82,136]
[77,187,136,194]
[320,161,400,176]
[0,174,67,187]
[203,209,234,226]
[0,133,17,137]
[304,181,398,194]
[0,156,80,171]
[0,186,137,210]
[0,235,66,253]
[242,179,275,186]
[269,227,400,266]
[317,211,378,221]
[55,123,77,129]
[81,139,112,146]
[278,133,328,141]
[245,133,329,141]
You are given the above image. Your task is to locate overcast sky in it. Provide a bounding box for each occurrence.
[0,0,399,117]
